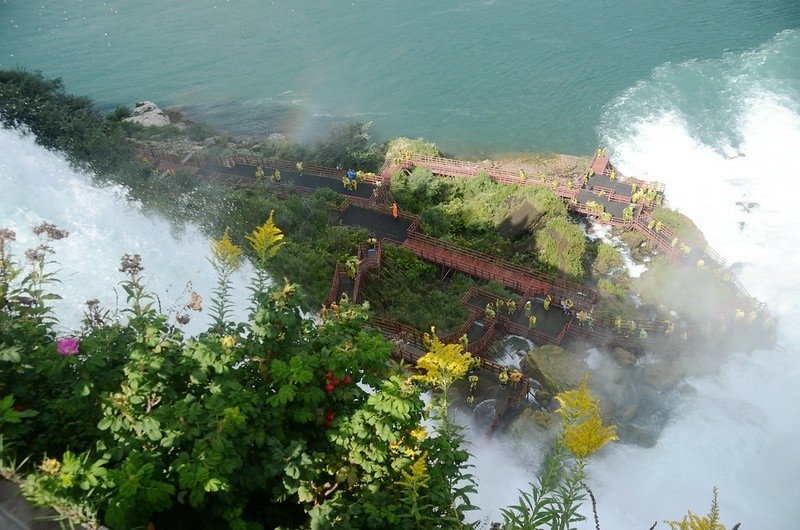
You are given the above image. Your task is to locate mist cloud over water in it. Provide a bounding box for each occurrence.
[466,30,800,530]
[588,29,800,528]
[0,127,252,335]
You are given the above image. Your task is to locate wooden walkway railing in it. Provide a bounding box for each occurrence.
[408,152,740,275]
[138,145,767,316]
[404,232,596,311]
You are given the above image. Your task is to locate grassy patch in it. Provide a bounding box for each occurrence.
[653,206,707,248]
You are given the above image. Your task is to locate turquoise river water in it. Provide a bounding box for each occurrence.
[2,1,800,528]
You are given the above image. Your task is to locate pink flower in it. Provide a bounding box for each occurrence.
[57,337,80,356]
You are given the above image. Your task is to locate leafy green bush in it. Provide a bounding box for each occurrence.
[0,224,479,529]
[591,242,625,277]
[391,167,453,214]
[0,69,131,175]
[534,217,587,280]
[653,206,708,248]
[108,105,132,122]
[384,137,441,163]
[420,206,452,238]
[308,122,386,172]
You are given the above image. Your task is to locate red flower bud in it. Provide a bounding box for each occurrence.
[342,375,352,385]
[326,371,334,381]
[325,383,335,393]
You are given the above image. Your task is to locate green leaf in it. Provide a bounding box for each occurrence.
[0,345,21,363]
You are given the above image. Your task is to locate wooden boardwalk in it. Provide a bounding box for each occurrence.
[396,152,765,311]
[137,145,766,364]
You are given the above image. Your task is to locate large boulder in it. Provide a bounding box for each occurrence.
[611,346,637,366]
[123,101,171,127]
[508,407,557,440]
[520,345,589,395]
[643,361,684,391]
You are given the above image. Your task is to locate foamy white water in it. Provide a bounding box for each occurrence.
[0,127,253,336]
[589,32,800,529]
[467,30,800,530]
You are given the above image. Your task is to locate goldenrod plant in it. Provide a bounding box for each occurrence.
[664,488,737,530]
[208,227,242,330]
[246,210,285,308]
[501,378,616,529]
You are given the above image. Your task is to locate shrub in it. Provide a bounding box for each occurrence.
[534,217,587,280]
[592,242,625,277]
[653,206,707,248]
[308,121,385,172]
[0,69,131,175]
[384,136,441,163]
[391,167,452,213]
[0,225,479,529]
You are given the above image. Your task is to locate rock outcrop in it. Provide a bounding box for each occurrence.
[611,346,637,366]
[520,345,589,395]
[123,101,171,127]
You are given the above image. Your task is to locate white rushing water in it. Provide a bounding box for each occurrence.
[466,30,800,529]
[0,126,252,336]
[589,32,800,528]
[2,27,798,529]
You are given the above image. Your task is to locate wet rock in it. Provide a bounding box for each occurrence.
[203,136,217,146]
[123,101,171,127]
[509,407,557,439]
[520,345,589,395]
[616,402,639,422]
[611,346,637,366]
[617,423,658,448]
[643,362,684,391]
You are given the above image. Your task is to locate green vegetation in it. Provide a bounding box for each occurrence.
[636,256,737,322]
[591,242,625,278]
[390,165,585,279]
[0,69,750,530]
[0,223,625,529]
[534,217,587,280]
[0,69,132,175]
[360,244,473,331]
[385,136,442,163]
[653,205,707,248]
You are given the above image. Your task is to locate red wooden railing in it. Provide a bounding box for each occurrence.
[139,146,767,314]
[404,232,596,310]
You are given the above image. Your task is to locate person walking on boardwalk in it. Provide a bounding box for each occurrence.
[392,202,399,219]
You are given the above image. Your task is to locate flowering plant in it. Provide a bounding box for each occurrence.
[56,337,79,356]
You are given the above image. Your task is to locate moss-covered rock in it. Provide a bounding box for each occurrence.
[508,407,558,440]
[520,345,589,395]
[643,361,684,391]
[611,346,638,366]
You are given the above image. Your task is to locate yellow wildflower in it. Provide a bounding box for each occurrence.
[400,452,430,489]
[246,210,285,263]
[562,414,618,458]
[666,488,726,530]
[410,426,427,442]
[555,378,598,422]
[556,377,617,458]
[415,329,476,388]
[39,457,61,475]
[210,228,242,271]
[221,335,236,350]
